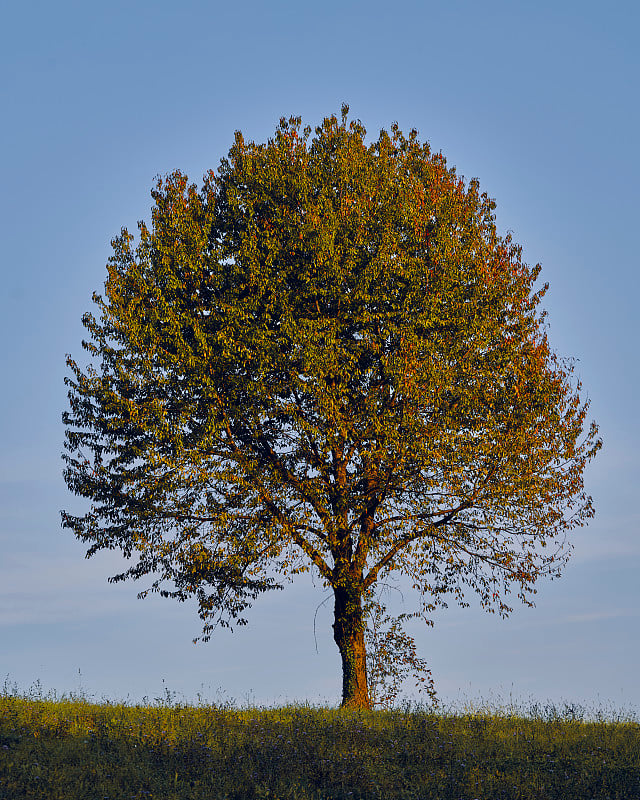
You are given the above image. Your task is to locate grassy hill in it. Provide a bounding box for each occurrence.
[1,684,639,799]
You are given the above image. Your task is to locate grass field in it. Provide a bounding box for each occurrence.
[1,680,639,799]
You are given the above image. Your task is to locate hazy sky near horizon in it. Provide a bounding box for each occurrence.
[1,0,639,712]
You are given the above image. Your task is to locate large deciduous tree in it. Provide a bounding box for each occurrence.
[62,107,601,709]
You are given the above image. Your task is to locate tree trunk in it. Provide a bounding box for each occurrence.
[333,583,371,709]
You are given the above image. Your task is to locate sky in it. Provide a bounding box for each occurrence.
[1,0,639,714]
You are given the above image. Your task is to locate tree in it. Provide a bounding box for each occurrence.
[62,106,601,710]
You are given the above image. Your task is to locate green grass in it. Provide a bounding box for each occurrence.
[1,680,639,799]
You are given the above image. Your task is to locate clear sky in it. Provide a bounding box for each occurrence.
[1,0,638,713]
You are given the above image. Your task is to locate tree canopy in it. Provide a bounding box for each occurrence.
[62,107,601,709]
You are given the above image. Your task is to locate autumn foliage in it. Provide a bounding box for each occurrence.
[62,107,601,709]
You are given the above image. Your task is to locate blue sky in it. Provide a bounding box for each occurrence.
[1,0,638,712]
